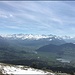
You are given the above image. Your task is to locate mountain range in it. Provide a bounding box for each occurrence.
[0,34,66,46]
[0,34,75,74]
[1,34,75,40]
[36,43,75,56]
[1,34,75,43]
[0,34,75,58]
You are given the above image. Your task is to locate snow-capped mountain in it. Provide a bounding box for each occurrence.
[0,63,55,75]
[61,36,75,43]
[1,34,75,44]
[1,34,62,40]
[61,36,74,40]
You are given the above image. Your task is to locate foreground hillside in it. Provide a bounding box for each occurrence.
[0,63,71,75]
[0,63,54,75]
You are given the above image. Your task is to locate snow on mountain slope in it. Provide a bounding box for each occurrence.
[0,63,55,75]
[1,34,62,40]
[1,34,75,41]
[1,34,49,40]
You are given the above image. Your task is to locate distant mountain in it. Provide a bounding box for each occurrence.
[60,43,75,48]
[0,34,66,46]
[37,44,58,52]
[0,36,9,47]
[0,36,28,61]
[1,34,75,40]
[36,43,75,56]
[1,34,59,40]
[1,34,75,43]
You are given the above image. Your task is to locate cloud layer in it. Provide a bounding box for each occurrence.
[0,1,75,36]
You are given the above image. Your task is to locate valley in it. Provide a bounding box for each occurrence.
[0,34,75,74]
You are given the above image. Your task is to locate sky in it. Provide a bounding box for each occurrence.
[0,1,75,36]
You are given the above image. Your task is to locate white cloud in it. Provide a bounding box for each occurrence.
[0,14,8,18]
[0,1,63,25]
[0,1,75,36]
[9,14,13,17]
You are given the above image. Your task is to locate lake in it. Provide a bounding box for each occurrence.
[56,58,70,63]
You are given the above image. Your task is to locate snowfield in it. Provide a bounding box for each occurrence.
[0,63,55,75]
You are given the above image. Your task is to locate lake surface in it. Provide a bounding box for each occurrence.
[56,58,70,63]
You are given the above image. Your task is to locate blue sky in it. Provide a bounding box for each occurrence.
[0,1,75,36]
